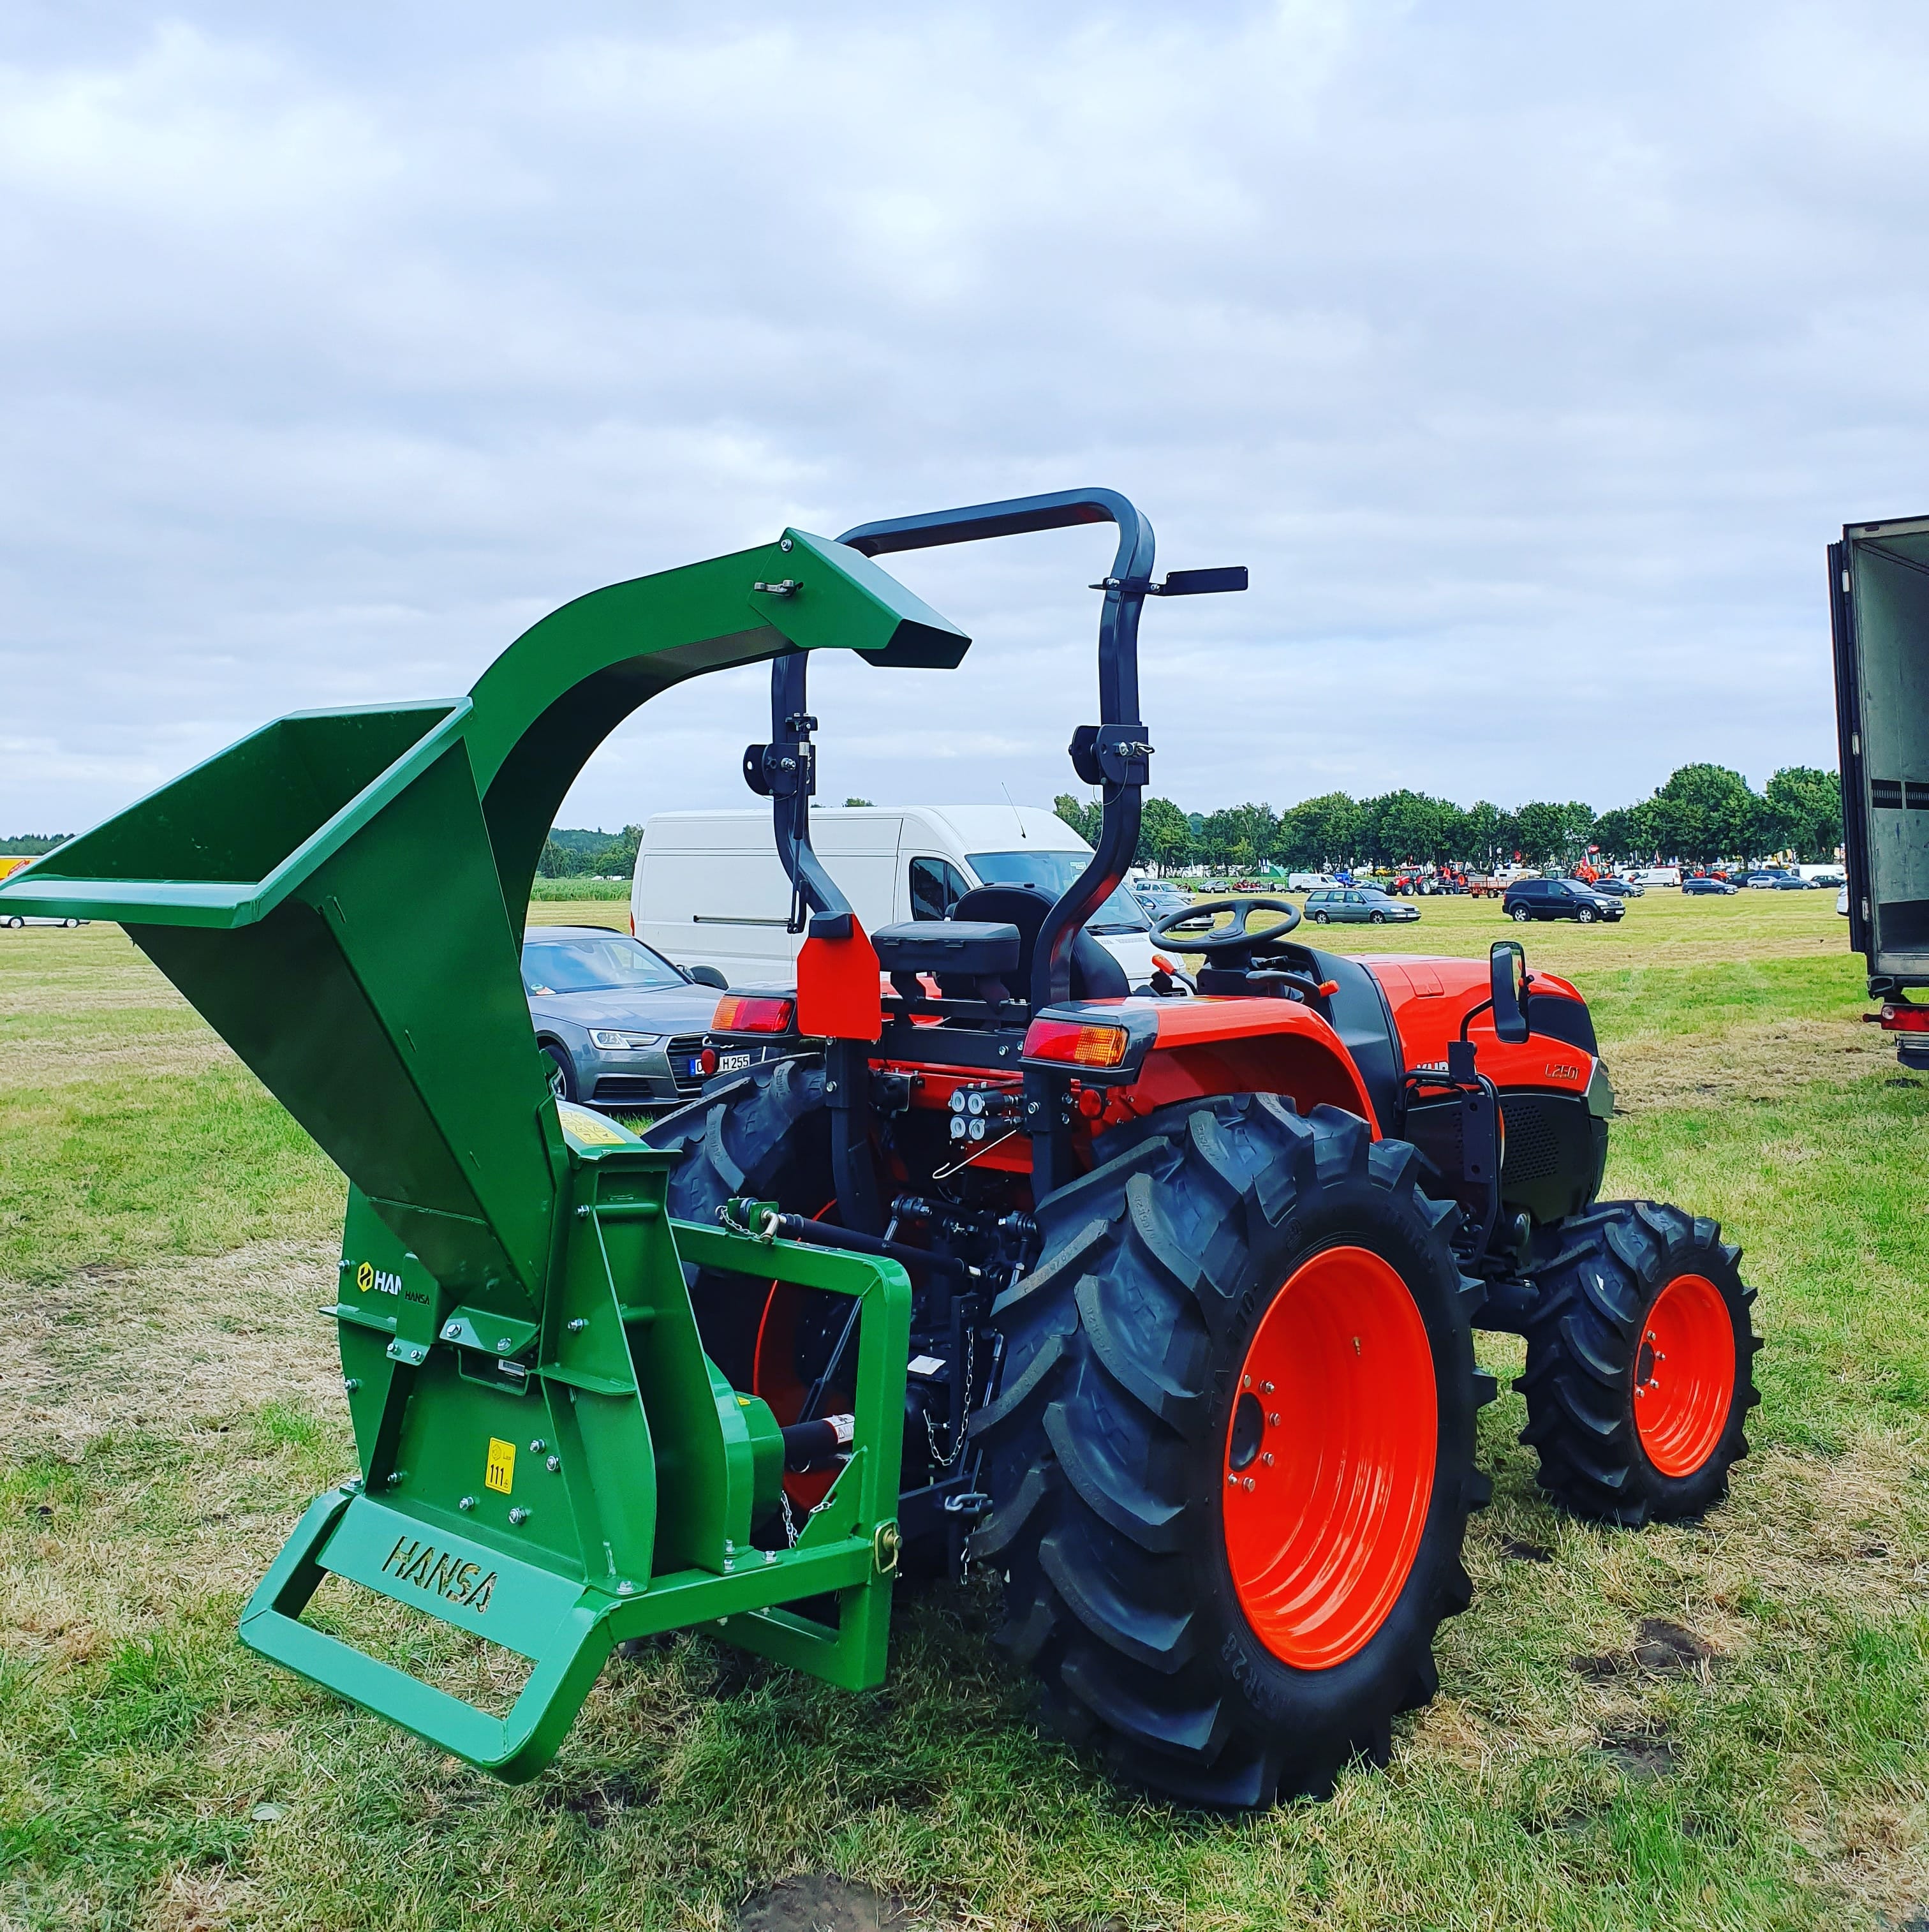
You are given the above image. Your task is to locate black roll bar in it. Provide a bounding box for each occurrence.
[835,489,1157,1009]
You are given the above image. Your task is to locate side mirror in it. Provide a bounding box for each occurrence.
[1489,940,1529,1044]
[687,963,728,990]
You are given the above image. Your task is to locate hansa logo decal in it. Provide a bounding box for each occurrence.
[381,1534,496,1613]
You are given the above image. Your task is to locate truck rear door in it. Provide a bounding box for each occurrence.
[1832,517,1929,985]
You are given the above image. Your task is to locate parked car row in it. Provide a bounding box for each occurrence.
[523,812,1847,1115]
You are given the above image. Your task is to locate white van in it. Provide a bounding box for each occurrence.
[632,805,1175,991]
[1627,867,1683,888]
[1287,872,1337,893]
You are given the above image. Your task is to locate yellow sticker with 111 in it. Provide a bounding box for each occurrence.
[485,1439,515,1494]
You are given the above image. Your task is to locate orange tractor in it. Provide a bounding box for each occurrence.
[649,490,1761,1807]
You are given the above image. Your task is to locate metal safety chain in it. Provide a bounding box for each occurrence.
[924,1331,976,1471]
[776,1483,844,1550]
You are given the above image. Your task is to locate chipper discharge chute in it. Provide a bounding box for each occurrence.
[4,490,1762,1807]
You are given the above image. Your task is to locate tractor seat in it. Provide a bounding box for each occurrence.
[871,921,1021,977]
[873,918,1025,1011]
[951,881,1131,1002]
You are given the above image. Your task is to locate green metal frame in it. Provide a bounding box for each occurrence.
[243,1203,909,1782]
[0,531,963,1778]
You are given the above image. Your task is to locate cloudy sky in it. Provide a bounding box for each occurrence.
[3,1,1925,839]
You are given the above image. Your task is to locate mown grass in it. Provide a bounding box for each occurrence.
[3,893,1926,1930]
[0,926,343,1282]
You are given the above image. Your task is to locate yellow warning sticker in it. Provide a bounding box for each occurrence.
[485,1438,515,1494]
[557,1101,629,1147]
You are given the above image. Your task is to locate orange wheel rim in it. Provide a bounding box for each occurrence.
[1223,1245,1437,1670]
[1632,1273,1736,1477]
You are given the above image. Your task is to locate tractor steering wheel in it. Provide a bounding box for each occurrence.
[1152,895,1302,955]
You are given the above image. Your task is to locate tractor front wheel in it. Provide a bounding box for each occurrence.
[973,1094,1492,1808]
[1518,1201,1760,1524]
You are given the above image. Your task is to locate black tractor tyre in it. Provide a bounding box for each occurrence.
[644,1056,831,1388]
[970,1092,1495,1809]
[1518,1201,1761,1526]
[540,1042,577,1103]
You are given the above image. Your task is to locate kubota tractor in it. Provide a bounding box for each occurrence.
[642,491,1761,1805]
[0,488,1759,1809]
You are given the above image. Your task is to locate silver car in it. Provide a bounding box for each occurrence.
[1304,887,1421,926]
[522,925,747,1112]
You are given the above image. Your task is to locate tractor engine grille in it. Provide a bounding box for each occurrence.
[1404,1087,1600,1226]
[667,1035,708,1098]
[1498,1094,1567,1184]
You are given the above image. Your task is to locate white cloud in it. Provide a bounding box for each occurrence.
[2,1,1924,842]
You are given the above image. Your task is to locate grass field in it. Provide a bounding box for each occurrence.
[3,891,1926,1930]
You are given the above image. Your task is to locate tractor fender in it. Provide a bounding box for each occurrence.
[1123,998,1383,1131]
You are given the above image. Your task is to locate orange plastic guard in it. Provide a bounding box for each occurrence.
[797,922,883,1041]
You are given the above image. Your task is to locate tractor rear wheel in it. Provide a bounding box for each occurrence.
[645,1057,832,1390]
[972,1092,1493,1808]
[1518,1201,1760,1524]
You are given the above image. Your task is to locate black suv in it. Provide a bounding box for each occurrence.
[1502,876,1626,925]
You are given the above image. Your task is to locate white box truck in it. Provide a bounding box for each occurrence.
[1830,516,1929,1064]
[632,804,1179,992]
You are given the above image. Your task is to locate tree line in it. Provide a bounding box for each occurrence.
[535,762,1842,882]
[1053,764,1843,875]
[538,825,642,879]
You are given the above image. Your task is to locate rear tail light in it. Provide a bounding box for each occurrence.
[1025,1018,1130,1068]
[713,993,794,1033]
[628,912,635,936]
[1881,1002,1929,1033]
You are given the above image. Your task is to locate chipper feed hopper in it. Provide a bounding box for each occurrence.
[3,491,1761,1808]
[0,532,970,1780]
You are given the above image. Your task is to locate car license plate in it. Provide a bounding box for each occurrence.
[694,1050,753,1077]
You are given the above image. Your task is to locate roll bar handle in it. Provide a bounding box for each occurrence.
[756,489,1243,1009]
